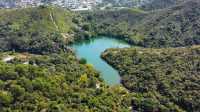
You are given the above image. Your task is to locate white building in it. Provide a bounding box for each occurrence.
[64,0,102,10]
[17,0,42,8]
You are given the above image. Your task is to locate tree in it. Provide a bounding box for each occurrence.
[79,58,87,64]
[79,74,88,83]
[0,91,13,106]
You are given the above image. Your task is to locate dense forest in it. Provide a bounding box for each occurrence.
[0,0,199,111]
[102,46,200,112]
[0,52,132,111]
[80,0,200,47]
[0,6,74,54]
[140,0,186,10]
[0,0,199,54]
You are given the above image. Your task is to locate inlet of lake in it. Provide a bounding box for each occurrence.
[72,36,130,85]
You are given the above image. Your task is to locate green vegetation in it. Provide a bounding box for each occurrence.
[79,58,87,64]
[129,8,146,14]
[133,0,200,47]
[0,6,136,111]
[0,0,199,111]
[1,0,199,54]
[0,52,132,111]
[0,6,74,54]
[75,8,146,42]
[140,0,185,11]
[102,46,200,112]
[77,0,200,47]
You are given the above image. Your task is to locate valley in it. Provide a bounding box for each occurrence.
[0,0,199,112]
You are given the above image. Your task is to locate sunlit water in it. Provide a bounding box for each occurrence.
[72,37,130,85]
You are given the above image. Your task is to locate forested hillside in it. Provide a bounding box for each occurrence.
[99,1,200,111]
[0,0,199,111]
[140,0,186,10]
[0,6,134,112]
[81,0,200,47]
[0,52,132,111]
[0,6,74,54]
[101,0,185,10]
[102,46,200,112]
[1,0,199,54]
[75,8,147,41]
[134,0,200,47]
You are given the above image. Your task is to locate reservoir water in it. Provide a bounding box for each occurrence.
[72,36,130,85]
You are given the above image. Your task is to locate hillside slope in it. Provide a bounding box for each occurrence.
[77,8,147,41]
[140,0,186,10]
[0,6,134,112]
[0,52,132,112]
[134,0,200,47]
[81,0,200,47]
[0,6,74,54]
[102,46,200,111]
[1,0,199,54]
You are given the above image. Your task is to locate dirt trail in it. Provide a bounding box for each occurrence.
[49,10,59,31]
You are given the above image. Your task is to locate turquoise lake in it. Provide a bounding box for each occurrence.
[72,37,130,85]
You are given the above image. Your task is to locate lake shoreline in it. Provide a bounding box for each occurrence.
[71,36,130,85]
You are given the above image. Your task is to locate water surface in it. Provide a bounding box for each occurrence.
[72,37,130,85]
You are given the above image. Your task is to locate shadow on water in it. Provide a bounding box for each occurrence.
[74,38,96,46]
